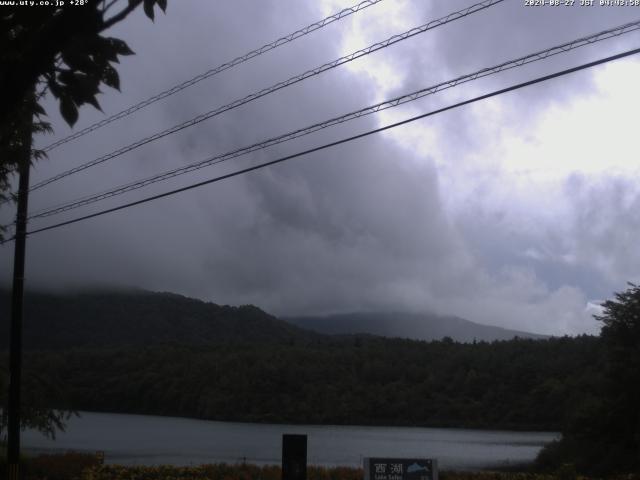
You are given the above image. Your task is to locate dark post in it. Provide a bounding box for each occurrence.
[7,107,32,480]
[282,434,307,480]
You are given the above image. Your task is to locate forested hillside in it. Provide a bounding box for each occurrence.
[2,335,603,432]
[0,289,547,349]
[0,289,316,350]
[0,288,605,432]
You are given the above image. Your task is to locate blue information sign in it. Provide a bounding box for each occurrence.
[364,458,438,480]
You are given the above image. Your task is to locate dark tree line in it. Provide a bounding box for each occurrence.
[1,335,603,432]
[537,283,640,475]
[2,285,638,475]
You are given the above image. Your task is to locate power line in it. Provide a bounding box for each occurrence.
[28,0,504,192]
[7,46,637,241]
[26,19,640,221]
[40,0,386,153]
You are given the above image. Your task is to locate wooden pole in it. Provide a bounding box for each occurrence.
[7,104,32,480]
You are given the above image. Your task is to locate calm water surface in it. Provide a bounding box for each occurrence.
[23,412,559,470]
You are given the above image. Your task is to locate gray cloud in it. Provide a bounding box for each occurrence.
[2,0,639,336]
[563,173,640,286]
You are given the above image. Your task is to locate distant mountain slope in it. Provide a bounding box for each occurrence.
[284,312,547,342]
[0,289,317,350]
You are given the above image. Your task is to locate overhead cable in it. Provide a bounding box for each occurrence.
[28,0,504,192]
[6,46,636,241]
[40,0,387,152]
[26,19,640,220]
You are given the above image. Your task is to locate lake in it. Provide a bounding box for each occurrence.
[22,412,559,470]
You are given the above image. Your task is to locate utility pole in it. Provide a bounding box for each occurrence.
[7,102,33,480]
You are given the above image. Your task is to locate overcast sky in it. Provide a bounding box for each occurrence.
[2,0,639,335]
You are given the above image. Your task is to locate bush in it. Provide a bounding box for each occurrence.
[0,450,103,480]
[27,452,103,480]
[79,464,363,480]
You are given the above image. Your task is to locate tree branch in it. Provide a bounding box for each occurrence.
[101,0,143,31]
[103,0,121,14]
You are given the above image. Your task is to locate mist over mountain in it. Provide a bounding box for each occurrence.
[1,289,547,351]
[284,312,548,343]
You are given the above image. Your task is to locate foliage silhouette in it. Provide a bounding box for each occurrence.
[536,283,640,475]
[0,0,168,440]
[0,0,167,209]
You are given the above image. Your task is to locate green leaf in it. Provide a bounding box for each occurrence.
[90,37,120,63]
[143,0,155,21]
[107,37,134,56]
[62,72,103,112]
[85,94,102,112]
[57,69,76,86]
[60,96,78,127]
[101,64,120,91]
[48,78,62,98]
[62,48,96,74]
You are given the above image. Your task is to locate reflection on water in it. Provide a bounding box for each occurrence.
[22,411,559,470]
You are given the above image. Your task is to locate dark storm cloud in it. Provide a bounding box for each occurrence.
[364,0,640,325]
[2,0,638,335]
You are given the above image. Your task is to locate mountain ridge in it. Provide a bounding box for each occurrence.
[0,288,317,350]
[284,311,548,342]
[1,288,547,350]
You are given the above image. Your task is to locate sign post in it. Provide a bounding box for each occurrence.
[364,458,438,480]
[282,434,307,480]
